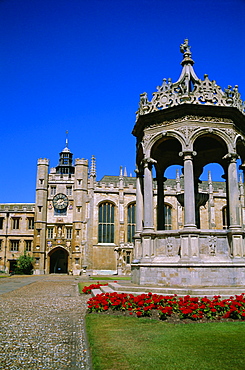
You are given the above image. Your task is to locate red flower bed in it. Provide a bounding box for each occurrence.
[82,282,108,294]
[87,292,245,321]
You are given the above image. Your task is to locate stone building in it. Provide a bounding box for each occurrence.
[0,40,244,281]
[0,144,137,275]
[0,149,228,276]
[131,39,245,287]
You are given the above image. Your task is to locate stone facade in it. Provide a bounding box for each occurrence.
[0,154,137,275]
[0,158,229,276]
[0,204,35,273]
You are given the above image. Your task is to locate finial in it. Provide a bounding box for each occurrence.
[65,130,69,148]
[180,39,191,56]
[176,169,181,193]
[180,39,194,67]
[239,172,243,184]
[90,155,96,177]
[208,170,212,183]
[176,168,180,181]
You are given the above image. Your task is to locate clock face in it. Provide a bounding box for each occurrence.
[53,193,69,210]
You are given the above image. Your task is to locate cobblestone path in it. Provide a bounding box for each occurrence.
[0,276,91,370]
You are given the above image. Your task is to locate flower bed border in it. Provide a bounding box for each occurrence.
[82,282,108,294]
[86,290,245,321]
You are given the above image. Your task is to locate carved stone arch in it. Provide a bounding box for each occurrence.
[149,133,183,177]
[235,135,245,164]
[48,246,69,274]
[48,244,70,254]
[189,127,234,153]
[97,199,117,208]
[144,130,186,157]
[126,200,136,208]
[192,130,229,181]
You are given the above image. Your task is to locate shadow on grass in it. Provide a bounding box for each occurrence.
[86,314,245,370]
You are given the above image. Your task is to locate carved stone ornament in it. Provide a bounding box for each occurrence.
[166,237,174,257]
[136,40,245,119]
[142,156,157,168]
[220,128,238,145]
[176,126,199,142]
[142,132,156,147]
[209,236,217,256]
[144,116,233,131]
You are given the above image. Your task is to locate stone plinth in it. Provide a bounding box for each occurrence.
[131,263,245,287]
[131,229,245,288]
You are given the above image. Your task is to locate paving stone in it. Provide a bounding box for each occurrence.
[0,276,91,369]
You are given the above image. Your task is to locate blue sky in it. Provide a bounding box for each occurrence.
[0,0,244,202]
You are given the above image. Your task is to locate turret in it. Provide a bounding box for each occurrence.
[33,158,49,274]
[56,137,74,176]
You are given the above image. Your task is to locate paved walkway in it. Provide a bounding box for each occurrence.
[0,275,91,369]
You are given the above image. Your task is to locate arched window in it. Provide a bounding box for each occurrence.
[127,203,136,242]
[164,204,172,230]
[222,206,227,229]
[98,202,115,243]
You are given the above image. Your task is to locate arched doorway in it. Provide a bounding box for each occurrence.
[49,247,68,274]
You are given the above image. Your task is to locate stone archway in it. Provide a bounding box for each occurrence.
[49,247,68,274]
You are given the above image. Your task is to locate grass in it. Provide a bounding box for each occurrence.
[89,276,131,281]
[78,282,90,293]
[78,276,130,294]
[86,314,245,370]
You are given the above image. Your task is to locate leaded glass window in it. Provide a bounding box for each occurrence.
[98,202,115,243]
[127,203,136,242]
[164,204,172,230]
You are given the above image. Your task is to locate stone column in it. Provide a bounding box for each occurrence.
[135,169,143,233]
[180,151,196,229]
[136,157,156,263]
[176,169,183,229]
[224,153,241,229]
[157,173,166,230]
[208,171,216,229]
[134,168,144,261]
[239,164,245,228]
[143,157,156,230]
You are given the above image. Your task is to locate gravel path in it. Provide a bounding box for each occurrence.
[0,276,91,369]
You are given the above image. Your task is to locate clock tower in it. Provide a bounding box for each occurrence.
[33,139,89,275]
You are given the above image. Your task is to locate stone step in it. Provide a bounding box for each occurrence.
[91,283,245,298]
[91,288,102,297]
[107,282,245,298]
[100,285,115,294]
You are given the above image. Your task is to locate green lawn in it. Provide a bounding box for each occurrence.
[78,277,130,294]
[86,314,245,370]
[78,282,90,293]
[89,276,131,281]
